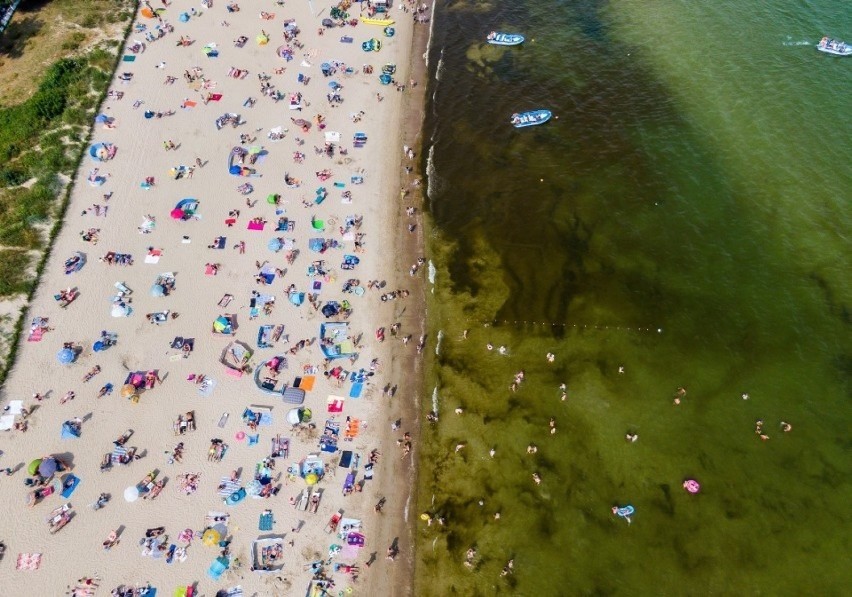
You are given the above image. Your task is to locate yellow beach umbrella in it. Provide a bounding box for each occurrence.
[120,384,137,398]
[202,528,221,547]
[305,473,319,486]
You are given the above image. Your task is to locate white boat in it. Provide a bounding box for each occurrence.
[817,37,852,56]
[486,31,524,46]
[511,109,552,128]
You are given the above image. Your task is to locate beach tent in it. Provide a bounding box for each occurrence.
[89,143,115,162]
[287,407,312,425]
[27,459,43,475]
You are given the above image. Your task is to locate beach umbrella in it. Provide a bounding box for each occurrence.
[38,457,58,477]
[256,33,269,46]
[179,12,190,22]
[150,284,165,297]
[267,238,283,252]
[95,114,110,123]
[124,485,140,502]
[93,341,105,352]
[57,348,75,365]
[229,165,241,175]
[27,459,43,475]
[111,303,129,318]
[248,146,262,155]
[202,528,221,546]
[170,208,186,220]
[305,473,319,486]
[120,384,137,399]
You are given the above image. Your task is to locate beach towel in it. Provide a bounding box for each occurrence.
[327,396,344,413]
[259,511,274,531]
[0,414,14,431]
[122,55,136,62]
[205,264,217,276]
[247,434,259,446]
[213,237,226,249]
[184,100,197,108]
[27,328,44,342]
[349,382,363,398]
[16,553,42,570]
[61,474,80,498]
[198,378,217,397]
[144,251,162,264]
[247,221,265,231]
[338,450,353,468]
[297,375,316,391]
[210,93,223,101]
[217,478,241,497]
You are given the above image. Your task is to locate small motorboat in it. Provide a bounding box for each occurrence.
[511,109,552,128]
[817,37,852,56]
[487,31,524,46]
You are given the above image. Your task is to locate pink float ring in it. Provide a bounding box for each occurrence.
[683,479,700,494]
[235,431,246,441]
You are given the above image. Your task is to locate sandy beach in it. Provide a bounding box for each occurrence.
[0,0,431,594]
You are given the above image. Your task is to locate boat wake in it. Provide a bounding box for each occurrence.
[431,385,439,414]
[428,259,436,285]
[435,329,443,356]
[781,39,812,46]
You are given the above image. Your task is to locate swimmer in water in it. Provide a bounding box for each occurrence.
[498,345,507,355]
[780,421,792,432]
[546,352,555,362]
[455,443,466,453]
[625,433,638,442]
[532,472,541,485]
[489,448,496,458]
[486,343,493,351]
[618,366,624,374]
[527,444,537,454]
[454,407,463,415]
[494,512,500,520]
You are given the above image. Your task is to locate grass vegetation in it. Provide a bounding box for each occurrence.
[0,0,135,378]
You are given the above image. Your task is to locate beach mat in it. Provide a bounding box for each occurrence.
[184,100,197,108]
[349,383,363,398]
[210,93,223,101]
[259,511,274,531]
[122,55,136,62]
[247,221,265,231]
[61,474,81,498]
[298,375,316,391]
[327,396,344,413]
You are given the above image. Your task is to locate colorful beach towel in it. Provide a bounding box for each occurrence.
[16,553,42,571]
[247,221,265,231]
[210,93,223,101]
[122,55,136,62]
[349,382,363,398]
[327,396,345,413]
[298,375,316,391]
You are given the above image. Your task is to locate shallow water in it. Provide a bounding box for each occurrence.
[415,0,851,594]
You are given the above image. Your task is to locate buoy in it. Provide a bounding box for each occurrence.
[683,479,700,494]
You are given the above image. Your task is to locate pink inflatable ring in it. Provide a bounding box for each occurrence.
[683,479,700,494]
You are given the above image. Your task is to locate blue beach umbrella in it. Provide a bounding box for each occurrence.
[57,348,75,365]
[179,12,190,22]
[150,284,165,297]
[267,238,283,252]
[93,341,105,352]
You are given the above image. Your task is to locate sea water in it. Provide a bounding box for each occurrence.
[414,0,851,594]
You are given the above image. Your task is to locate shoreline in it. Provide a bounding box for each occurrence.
[0,1,432,594]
